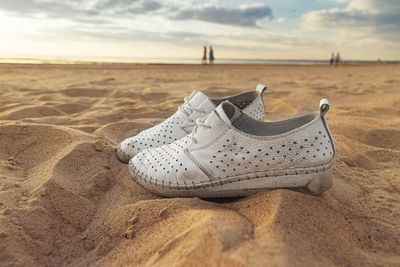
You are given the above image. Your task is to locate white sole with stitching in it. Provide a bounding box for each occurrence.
[129,164,332,198]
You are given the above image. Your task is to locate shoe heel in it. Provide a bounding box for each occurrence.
[305,168,332,195]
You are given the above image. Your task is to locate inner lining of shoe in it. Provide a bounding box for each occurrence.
[211,91,258,110]
[226,104,318,136]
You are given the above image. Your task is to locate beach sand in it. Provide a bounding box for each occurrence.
[0,63,399,266]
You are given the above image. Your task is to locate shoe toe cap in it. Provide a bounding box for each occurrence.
[128,151,152,183]
[117,137,142,163]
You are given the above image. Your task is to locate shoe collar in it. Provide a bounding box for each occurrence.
[214,101,243,125]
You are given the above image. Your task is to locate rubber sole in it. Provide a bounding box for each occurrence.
[129,164,333,198]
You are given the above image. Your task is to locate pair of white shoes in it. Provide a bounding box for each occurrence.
[118,84,335,198]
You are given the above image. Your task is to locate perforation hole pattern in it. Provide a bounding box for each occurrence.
[131,117,334,188]
[130,135,210,184]
[119,93,266,161]
[118,111,187,161]
[242,96,265,121]
[193,123,334,180]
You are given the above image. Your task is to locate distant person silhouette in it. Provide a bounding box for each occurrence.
[335,52,340,66]
[377,58,382,64]
[202,46,207,64]
[329,53,334,65]
[209,46,215,64]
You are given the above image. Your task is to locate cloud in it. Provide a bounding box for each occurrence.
[301,0,400,36]
[170,4,273,27]
[0,0,163,20]
[0,1,272,27]
[96,0,162,15]
[0,1,274,28]
[0,0,78,17]
[277,17,286,23]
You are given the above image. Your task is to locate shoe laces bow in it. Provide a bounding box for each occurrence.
[179,96,207,132]
[190,116,211,144]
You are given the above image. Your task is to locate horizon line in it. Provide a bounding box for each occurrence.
[1,56,399,65]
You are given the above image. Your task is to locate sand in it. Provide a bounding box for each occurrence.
[0,63,399,266]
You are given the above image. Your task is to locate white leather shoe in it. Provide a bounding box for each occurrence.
[129,99,335,198]
[118,84,267,163]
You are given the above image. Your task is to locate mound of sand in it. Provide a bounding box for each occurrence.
[0,64,399,266]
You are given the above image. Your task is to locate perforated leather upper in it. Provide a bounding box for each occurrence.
[118,85,266,162]
[129,101,335,189]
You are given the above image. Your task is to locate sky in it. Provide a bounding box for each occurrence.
[0,0,399,61]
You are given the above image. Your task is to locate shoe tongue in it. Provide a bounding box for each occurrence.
[188,90,209,108]
[214,101,243,125]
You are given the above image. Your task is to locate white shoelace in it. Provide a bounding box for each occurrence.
[179,96,207,132]
[190,116,211,144]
